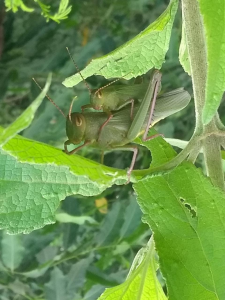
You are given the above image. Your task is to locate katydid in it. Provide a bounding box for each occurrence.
[64,71,191,181]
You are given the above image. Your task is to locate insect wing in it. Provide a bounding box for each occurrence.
[152,88,191,125]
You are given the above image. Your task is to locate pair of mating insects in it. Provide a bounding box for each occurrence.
[35,54,191,182]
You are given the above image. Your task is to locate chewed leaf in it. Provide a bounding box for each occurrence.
[134,162,225,299]
[63,0,179,87]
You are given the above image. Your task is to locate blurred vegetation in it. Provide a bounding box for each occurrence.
[0,0,194,299]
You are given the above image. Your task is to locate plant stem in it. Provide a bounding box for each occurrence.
[181,0,224,189]
[181,0,207,133]
[203,136,224,189]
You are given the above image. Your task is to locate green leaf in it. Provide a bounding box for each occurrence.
[37,0,72,23]
[2,128,126,185]
[135,128,177,168]
[1,232,25,271]
[0,118,131,234]
[84,285,105,300]
[199,1,225,124]
[0,141,124,234]
[22,266,49,278]
[5,0,34,13]
[95,202,125,246]
[66,258,92,299]
[119,196,142,240]
[63,0,178,87]
[36,245,58,264]
[134,162,225,300]
[44,267,66,300]
[179,22,191,75]
[56,212,97,225]
[98,237,167,300]
[0,74,52,146]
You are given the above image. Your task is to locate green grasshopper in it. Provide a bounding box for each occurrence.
[64,70,191,181]
[34,70,191,182]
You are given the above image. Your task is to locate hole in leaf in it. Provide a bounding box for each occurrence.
[180,198,197,218]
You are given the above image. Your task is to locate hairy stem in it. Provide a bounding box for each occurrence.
[203,136,224,189]
[182,0,224,189]
[181,0,207,133]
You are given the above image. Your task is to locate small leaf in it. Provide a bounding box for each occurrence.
[36,245,58,264]
[5,0,34,12]
[44,267,66,300]
[0,74,51,146]
[63,0,179,87]
[119,196,142,240]
[84,285,105,300]
[135,128,177,168]
[179,22,191,75]
[1,232,25,271]
[98,237,167,300]
[66,258,92,299]
[95,202,124,246]
[8,279,29,296]
[56,213,97,225]
[22,267,49,278]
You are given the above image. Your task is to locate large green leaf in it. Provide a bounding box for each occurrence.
[134,163,225,300]
[199,0,225,124]
[1,127,178,235]
[0,137,126,234]
[98,236,167,300]
[0,74,52,146]
[63,0,178,87]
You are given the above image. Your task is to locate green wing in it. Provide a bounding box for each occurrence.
[152,88,191,125]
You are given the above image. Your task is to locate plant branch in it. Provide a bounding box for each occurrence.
[133,135,199,177]
[181,0,207,133]
[181,0,224,189]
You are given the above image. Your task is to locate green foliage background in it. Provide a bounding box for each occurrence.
[0,0,203,299]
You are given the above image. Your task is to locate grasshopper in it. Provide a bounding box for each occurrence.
[64,70,191,181]
[34,70,191,182]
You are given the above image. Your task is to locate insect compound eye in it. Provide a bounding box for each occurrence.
[75,116,83,126]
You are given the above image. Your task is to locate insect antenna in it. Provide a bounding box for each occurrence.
[94,71,131,96]
[68,96,77,122]
[94,78,121,95]
[66,47,92,95]
[32,78,66,119]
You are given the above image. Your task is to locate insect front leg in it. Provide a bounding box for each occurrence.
[96,112,113,142]
[63,140,91,155]
[81,104,93,111]
[115,99,135,119]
